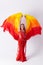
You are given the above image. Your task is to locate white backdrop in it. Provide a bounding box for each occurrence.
[0,0,43,65]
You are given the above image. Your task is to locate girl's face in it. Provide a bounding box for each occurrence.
[20,24,24,31]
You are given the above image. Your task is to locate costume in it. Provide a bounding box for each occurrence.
[1,12,42,62]
[16,30,27,62]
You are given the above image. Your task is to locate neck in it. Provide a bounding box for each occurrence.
[21,29,25,32]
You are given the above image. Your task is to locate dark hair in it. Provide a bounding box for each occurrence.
[20,24,26,31]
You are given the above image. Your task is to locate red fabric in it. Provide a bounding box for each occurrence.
[1,22,19,40]
[16,30,27,62]
[1,20,42,40]
[26,26,42,40]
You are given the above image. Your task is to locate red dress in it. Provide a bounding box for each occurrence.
[16,30,27,62]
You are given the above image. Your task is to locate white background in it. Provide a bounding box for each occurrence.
[0,0,43,65]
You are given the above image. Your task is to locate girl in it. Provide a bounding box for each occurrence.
[16,23,27,62]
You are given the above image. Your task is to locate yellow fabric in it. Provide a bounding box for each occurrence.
[4,12,41,34]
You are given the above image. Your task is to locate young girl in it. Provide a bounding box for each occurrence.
[16,23,27,62]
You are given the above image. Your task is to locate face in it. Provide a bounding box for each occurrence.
[20,24,25,31]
